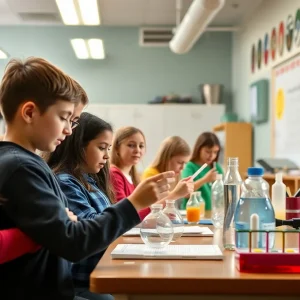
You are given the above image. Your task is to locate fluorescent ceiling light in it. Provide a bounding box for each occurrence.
[78,0,100,25]
[56,0,79,25]
[88,39,105,59]
[0,49,8,59]
[71,39,89,59]
[71,39,105,59]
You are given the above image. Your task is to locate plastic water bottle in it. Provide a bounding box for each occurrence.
[140,204,174,249]
[223,157,242,250]
[234,167,275,249]
[211,174,224,228]
[271,172,286,220]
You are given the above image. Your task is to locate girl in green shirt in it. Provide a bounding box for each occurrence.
[181,132,223,211]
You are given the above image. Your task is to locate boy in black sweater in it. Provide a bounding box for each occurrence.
[0,57,174,300]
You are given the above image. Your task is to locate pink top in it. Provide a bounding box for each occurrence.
[110,166,151,220]
[0,228,40,264]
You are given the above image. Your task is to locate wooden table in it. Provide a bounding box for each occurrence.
[90,227,300,300]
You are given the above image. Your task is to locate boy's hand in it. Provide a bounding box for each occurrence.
[128,171,175,211]
[65,208,78,222]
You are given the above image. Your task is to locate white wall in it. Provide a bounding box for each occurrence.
[232,0,300,163]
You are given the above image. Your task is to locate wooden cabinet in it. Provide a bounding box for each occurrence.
[263,174,300,197]
[213,122,252,175]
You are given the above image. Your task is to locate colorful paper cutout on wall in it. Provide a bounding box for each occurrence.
[286,14,294,51]
[271,27,277,60]
[278,21,284,56]
[295,9,300,47]
[251,44,256,73]
[257,39,262,69]
[264,33,269,65]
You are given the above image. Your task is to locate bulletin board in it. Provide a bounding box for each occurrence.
[272,52,300,165]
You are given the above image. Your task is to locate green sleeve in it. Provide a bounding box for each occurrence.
[216,162,224,174]
[181,162,196,179]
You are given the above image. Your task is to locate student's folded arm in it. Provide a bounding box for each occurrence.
[3,164,140,263]
[58,178,100,220]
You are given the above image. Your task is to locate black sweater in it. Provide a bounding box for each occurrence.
[0,142,140,300]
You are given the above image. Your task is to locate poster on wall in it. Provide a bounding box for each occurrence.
[250,7,300,73]
[278,21,285,56]
[272,53,300,166]
[286,14,294,51]
[271,27,277,61]
[264,33,269,65]
[295,9,300,47]
[257,39,262,69]
[251,44,256,73]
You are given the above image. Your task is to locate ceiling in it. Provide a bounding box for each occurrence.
[0,0,264,26]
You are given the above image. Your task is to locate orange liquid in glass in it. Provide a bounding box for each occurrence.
[186,207,201,223]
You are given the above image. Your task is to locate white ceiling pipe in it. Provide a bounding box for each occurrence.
[170,0,226,54]
[205,26,239,32]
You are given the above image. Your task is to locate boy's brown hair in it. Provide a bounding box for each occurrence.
[0,57,84,123]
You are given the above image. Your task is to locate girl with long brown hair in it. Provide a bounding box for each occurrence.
[182,132,223,211]
[110,126,150,219]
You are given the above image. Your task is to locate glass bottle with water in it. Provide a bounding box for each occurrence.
[234,167,275,249]
[162,200,184,242]
[223,157,242,250]
[211,174,224,228]
[140,204,174,249]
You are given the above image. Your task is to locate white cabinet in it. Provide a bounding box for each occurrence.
[163,105,224,150]
[133,106,165,171]
[85,104,225,170]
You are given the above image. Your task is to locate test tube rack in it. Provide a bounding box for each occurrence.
[235,229,300,273]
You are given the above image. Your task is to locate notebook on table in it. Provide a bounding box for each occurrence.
[123,226,213,237]
[111,244,223,260]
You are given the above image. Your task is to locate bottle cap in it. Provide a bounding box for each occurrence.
[248,167,264,176]
[227,157,239,166]
[151,204,163,210]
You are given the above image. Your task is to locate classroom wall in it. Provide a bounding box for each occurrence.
[232,0,300,163]
[0,26,232,107]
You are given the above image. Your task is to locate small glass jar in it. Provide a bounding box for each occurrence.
[162,200,184,241]
[186,192,201,225]
[140,204,174,248]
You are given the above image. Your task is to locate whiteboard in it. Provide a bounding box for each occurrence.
[272,53,300,166]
